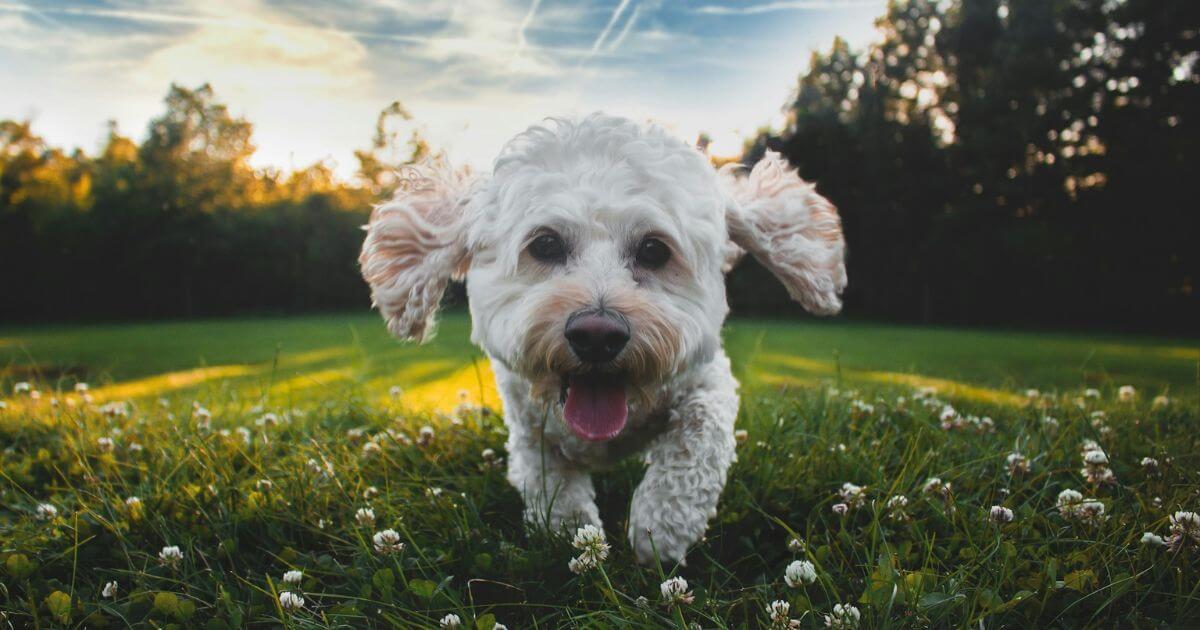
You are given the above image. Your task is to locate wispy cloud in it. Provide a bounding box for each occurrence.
[604,2,641,53]
[0,0,889,171]
[585,0,631,59]
[694,0,881,15]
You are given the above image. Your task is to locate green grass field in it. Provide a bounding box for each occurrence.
[1,313,1198,627]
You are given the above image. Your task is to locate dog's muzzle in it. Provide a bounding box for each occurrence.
[560,309,630,442]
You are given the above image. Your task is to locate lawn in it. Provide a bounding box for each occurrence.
[0,313,1197,627]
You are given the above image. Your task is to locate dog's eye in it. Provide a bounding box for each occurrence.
[635,237,671,269]
[528,232,567,263]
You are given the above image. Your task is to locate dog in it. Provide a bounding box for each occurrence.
[360,113,846,564]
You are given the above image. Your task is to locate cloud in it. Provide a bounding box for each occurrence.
[585,0,631,59]
[694,0,882,15]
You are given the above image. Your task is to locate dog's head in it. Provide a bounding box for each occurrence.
[361,114,845,441]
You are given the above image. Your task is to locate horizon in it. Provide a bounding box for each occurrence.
[1,0,888,177]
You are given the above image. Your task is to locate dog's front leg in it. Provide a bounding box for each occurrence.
[628,363,738,565]
[506,432,601,532]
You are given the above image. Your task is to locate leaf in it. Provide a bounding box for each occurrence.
[373,568,395,600]
[1063,569,1096,592]
[408,579,438,599]
[917,592,960,611]
[475,613,496,630]
[473,552,493,572]
[45,591,72,624]
[859,554,897,606]
[154,592,181,617]
[5,553,35,579]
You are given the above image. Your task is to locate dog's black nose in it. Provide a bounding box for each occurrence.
[565,312,630,364]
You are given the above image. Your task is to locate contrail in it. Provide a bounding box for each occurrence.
[587,0,631,56]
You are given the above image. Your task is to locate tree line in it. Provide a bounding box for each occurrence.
[1,0,1195,331]
[733,0,1196,331]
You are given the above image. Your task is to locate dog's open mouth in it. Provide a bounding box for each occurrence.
[560,373,627,442]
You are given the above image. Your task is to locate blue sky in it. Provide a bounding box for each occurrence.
[0,0,887,175]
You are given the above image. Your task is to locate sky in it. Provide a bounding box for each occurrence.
[0,0,888,177]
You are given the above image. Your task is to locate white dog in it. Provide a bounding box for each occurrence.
[360,113,846,564]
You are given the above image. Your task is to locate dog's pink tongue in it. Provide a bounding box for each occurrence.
[563,377,628,442]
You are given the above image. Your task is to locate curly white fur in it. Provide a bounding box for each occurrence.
[360,113,846,565]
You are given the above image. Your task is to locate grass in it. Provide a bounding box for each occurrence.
[0,312,1197,627]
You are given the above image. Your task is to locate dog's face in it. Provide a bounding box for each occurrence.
[360,114,846,442]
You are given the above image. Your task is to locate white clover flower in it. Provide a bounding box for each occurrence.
[568,555,597,574]
[1152,395,1170,408]
[36,503,58,520]
[125,496,141,508]
[831,503,849,515]
[346,427,365,441]
[492,624,508,630]
[938,405,959,429]
[14,381,32,394]
[128,441,144,453]
[1024,388,1040,399]
[1084,449,1108,466]
[307,457,335,479]
[279,591,305,612]
[426,486,444,498]
[361,440,382,458]
[481,448,497,461]
[417,425,435,447]
[1118,385,1136,402]
[1084,388,1101,399]
[99,401,129,418]
[1167,511,1200,550]
[97,437,115,453]
[922,477,950,497]
[1080,439,1101,453]
[389,385,403,399]
[766,599,794,628]
[256,479,273,491]
[283,570,303,585]
[101,580,118,598]
[363,486,380,500]
[373,529,405,554]
[440,613,462,628]
[659,576,694,605]
[849,399,875,417]
[1041,416,1059,431]
[74,382,89,393]
[1076,500,1107,525]
[824,603,861,629]
[839,482,866,508]
[1006,452,1030,475]
[29,389,41,400]
[1140,532,1165,546]
[784,559,817,587]
[734,429,749,444]
[355,507,376,526]
[235,427,252,445]
[1141,457,1159,470]
[914,386,937,399]
[159,545,183,564]
[787,537,806,553]
[1057,489,1084,518]
[989,506,1015,523]
[571,524,610,562]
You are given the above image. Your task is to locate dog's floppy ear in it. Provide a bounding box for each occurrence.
[724,151,847,315]
[360,163,474,341]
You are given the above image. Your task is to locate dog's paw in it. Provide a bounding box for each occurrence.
[629,524,690,567]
